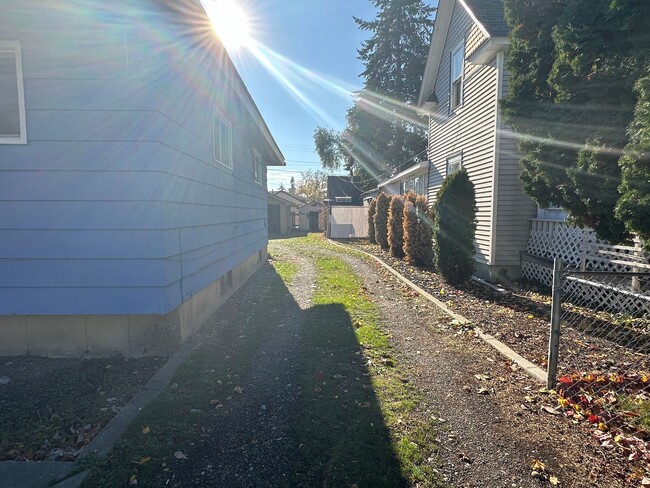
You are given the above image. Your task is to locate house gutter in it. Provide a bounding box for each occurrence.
[489,51,505,265]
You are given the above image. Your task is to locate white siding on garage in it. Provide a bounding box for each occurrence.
[427,1,498,266]
[494,67,537,266]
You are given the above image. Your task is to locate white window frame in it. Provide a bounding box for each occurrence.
[335,196,352,203]
[0,41,27,144]
[449,42,465,113]
[212,108,233,169]
[446,153,462,176]
[253,148,263,185]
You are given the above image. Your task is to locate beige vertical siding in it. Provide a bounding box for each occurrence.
[329,206,369,239]
[494,67,537,266]
[427,1,497,266]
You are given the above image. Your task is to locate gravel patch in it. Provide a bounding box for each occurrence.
[158,250,315,487]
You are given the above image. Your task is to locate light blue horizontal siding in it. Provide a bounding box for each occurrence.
[0,229,172,259]
[0,260,178,288]
[0,1,274,316]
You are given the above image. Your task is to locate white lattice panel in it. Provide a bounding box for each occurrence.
[521,258,553,288]
[527,221,650,281]
[521,255,650,316]
[564,277,650,316]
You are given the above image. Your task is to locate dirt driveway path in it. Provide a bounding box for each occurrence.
[84,235,626,487]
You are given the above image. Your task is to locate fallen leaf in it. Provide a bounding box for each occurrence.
[541,406,562,416]
[549,475,559,486]
[174,451,188,460]
[531,459,546,471]
[134,456,151,465]
[141,426,150,435]
[234,386,243,394]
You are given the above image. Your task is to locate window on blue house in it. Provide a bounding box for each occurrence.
[0,42,26,144]
[253,148,263,184]
[213,109,232,169]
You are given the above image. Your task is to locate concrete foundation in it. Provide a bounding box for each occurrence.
[473,261,521,286]
[0,249,266,357]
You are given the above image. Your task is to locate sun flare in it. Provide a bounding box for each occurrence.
[203,0,252,50]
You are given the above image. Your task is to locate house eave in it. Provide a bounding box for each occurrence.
[377,161,429,188]
[467,37,509,65]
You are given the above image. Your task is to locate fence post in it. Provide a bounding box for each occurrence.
[547,258,564,389]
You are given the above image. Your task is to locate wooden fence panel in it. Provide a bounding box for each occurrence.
[328,206,369,239]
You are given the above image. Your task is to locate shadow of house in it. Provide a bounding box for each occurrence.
[293,302,408,487]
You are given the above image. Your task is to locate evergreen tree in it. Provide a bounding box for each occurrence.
[433,169,476,284]
[315,0,434,184]
[403,194,433,267]
[289,177,297,194]
[616,71,650,247]
[367,198,377,244]
[278,182,286,191]
[502,0,650,243]
[374,192,391,250]
[388,194,405,257]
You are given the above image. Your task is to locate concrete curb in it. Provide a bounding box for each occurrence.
[327,239,547,384]
[81,337,202,460]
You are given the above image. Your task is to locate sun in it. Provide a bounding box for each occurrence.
[203,0,253,51]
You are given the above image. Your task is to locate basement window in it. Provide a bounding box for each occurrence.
[220,270,233,295]
[0,41,27,144]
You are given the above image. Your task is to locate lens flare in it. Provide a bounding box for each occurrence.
[203,0,252,50]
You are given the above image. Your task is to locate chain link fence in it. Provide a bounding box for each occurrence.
[545,259,650,459]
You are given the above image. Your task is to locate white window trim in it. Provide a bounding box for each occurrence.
[449,41,465,114]
[335,196,352,203]
[0,41,27,144]
[212,107,233,169]
[446,153,462,176]
[253,148,263,185]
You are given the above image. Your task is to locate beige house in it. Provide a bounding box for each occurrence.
[417,0,536,283]
[298,201,323,232]
[267,190,304,234]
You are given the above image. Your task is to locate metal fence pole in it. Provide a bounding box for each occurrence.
[547,258,564,389]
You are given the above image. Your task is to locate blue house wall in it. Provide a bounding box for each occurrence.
[0,0,282,353]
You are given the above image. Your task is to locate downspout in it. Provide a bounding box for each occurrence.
[489,51,505,268]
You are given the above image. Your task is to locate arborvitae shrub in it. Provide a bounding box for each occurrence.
[367,198,377,244]
[388,195,405,257]
[403,194,434,267]
[374,192,390,250]
[433,169,477,283]
[404,191,417,205]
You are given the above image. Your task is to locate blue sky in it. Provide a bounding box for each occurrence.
[225,0,381,190]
